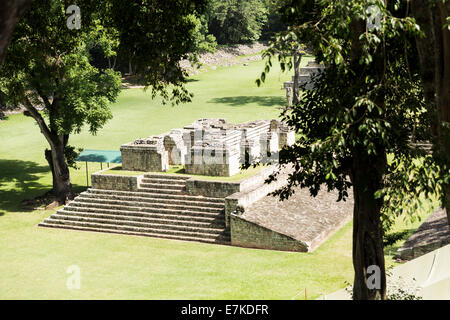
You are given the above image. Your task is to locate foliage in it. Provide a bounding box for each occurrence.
[191,14,218,53]
[258,0,446,234]
[0,0,122,142]
[207,0,268,44]
[105,0,207,105]
[0,0,206,200]
[382,230,410,247]
[259,0,291,40]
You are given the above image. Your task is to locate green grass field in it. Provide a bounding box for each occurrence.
[0,56,436,299]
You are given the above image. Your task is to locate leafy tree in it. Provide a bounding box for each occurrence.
[257,0,448,299]
[410,0,450,226]
[191,14,218,53]
[0,1,121,202]
[260,0,290,40]
[0,0,206,203]
[208,0,268,44]
[105,0,207,104]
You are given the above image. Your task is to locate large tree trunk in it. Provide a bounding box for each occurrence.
[23,98,74,204]
[44,139,74,204]
[45,149,57,191]
[347,14,387,299]
[411,0,450,228]
[48,139,74,204]
[350,149,387,300]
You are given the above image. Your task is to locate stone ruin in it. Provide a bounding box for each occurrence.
[283,60,325,106]
[120,118,295,176]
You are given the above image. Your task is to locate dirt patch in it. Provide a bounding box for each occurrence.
[21,191,77,211]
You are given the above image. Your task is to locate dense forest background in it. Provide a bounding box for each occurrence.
[88,0,289,74]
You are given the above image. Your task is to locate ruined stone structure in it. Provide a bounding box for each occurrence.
[283,60,325,106]
[121,118,295,176]
[39,118,351,253]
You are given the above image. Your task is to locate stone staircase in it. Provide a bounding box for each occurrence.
[39,174,230,244]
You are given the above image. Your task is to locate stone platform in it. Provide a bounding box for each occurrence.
[231,186,353,252]
[396,208,450,260]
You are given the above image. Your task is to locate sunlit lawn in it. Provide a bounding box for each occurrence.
[0,56,435,299]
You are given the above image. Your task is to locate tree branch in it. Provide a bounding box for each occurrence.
[0,0,32,63]
[23,95,55,147]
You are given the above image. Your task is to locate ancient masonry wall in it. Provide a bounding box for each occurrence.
[121,143,169,172]
[230,215,308,252]
[120,118,295,177]
[91,171,142,191]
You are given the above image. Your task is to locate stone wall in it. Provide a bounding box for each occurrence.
[185,179,241,198]
[91,172,142,191]
[230,214,308,252]
[120,144,168,172]
[185,165,279,199]
[185,158,240,177]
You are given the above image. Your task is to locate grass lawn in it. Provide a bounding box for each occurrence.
[0,56,436,299]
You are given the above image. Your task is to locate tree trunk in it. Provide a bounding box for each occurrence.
[411,0,450,228]
[45,149,56,191]
[292,52,302,105]
[350,150,387,300]
[45,139,74,204]
[23,93,74,204]
[346,15,387,299]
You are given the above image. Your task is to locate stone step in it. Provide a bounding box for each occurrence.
[138,187,186,195]
[141,177,188,185]
[38,222,231,244]
[87,189,224,203]
[71,198,224,214]
[65,204,225,220]
[56,209,225,225]
[144,174,191,181]
[47,214,226,234]
[139,182,186,190]
[79,192,225,209]
[41,217,229,238]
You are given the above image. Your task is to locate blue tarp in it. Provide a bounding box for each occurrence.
[76,149,122,164]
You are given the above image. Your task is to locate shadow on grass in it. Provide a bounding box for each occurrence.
[0,159,50,213]
[208,96,286,107]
